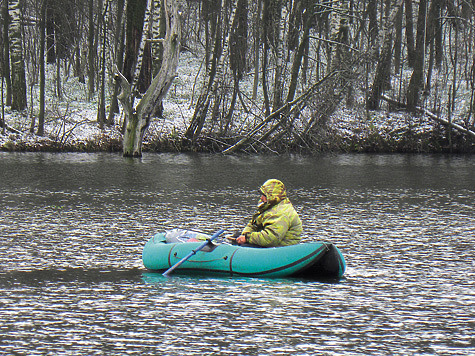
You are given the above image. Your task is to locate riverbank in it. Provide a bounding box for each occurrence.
[1,123,473,154]
[1,51,474,154]
[1,106,473,154]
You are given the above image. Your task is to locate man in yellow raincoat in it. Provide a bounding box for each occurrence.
[236,179,302,247]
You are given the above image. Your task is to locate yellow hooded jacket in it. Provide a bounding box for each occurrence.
[242,179,302,247]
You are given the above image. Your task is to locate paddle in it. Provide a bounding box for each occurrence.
[162,229,225,276]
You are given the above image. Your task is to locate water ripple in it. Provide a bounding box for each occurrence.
[0,153,474,355]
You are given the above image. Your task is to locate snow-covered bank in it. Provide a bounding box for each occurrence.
[2,111,472,153]
[1,51,474,154]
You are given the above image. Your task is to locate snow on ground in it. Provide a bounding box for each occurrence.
[0,50,473,153]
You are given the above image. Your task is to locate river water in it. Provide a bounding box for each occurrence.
[0,152,473,355]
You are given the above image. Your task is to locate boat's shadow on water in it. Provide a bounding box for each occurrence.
[140,271,346,286]
[0,267,346,288]
[0,267,145,286]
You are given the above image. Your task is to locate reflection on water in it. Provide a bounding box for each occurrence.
[0,152,474,355]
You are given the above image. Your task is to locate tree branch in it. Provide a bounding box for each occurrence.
[113,64,133,115]
[222,70,339,154]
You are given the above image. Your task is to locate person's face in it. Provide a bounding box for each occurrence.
[260,194,267,203]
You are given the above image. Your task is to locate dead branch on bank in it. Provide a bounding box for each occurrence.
[0,122,22,135]
[381,94,475,140]
[222,70,339,154]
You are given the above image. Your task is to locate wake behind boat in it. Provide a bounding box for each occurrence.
[142,229,346,279]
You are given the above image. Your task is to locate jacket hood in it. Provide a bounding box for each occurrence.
[259,179,287,205]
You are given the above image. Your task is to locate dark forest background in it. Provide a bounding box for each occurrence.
[1,0,474,153]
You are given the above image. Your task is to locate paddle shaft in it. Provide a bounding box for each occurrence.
[162,229,225,276]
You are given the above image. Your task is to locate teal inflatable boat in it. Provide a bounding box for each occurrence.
[142,229,346,279]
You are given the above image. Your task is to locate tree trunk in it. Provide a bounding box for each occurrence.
[471,42,475,128]
[152,0,164,76]
[286,10,311,105]
[37,0,46,136]
[133,0,153,94]
[2,0,12,107]
[230,0,247,81]
[434,10,443,69]
[185,0,237,144]
[87,0,95,101]
[423,0,440,94]
[55,57,61,100]
[202,0,217,73]
[406,0,427,112]
[404,0,415,67]
[107,0,126,125]
[9,0,27,111]
[122,0,147,83]
[252,0,261,101]
[1,77,4,134]
[367,1,403,110]
[393,2,403,74]
[261,0,271,116]
[272,2,283,112]
[222,77,238,136]
[45,0,55,64]
[97,0,107,129]
[450,24,458,116]
[368,0,378,50]
[152,0,166,118]
[115,0,181,157]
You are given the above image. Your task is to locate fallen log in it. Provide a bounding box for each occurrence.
[381,94,475,140]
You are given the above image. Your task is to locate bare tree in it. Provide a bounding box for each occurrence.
[107,0,126,125]
[37,0,46,136]
[1,0,12,106]
[406,0,428,112]
[404,0,415,67]
[87,0,95,101]
[97,0,109,128]
[9,0,27,111]
[367,0,403,110]
[185,0,237,144]
[114,0,181,157]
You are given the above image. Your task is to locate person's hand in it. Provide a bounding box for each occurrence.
[236,235,247,245]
